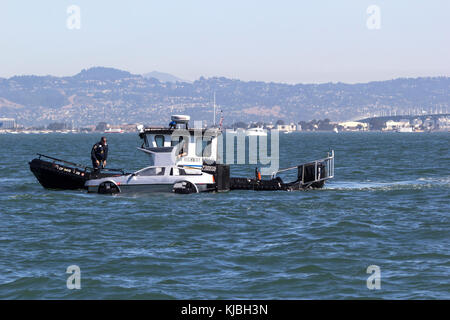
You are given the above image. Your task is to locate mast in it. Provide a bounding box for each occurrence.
[213,91,216,127]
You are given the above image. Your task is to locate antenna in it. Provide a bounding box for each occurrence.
[219,109,224,129]
[213,91,216,127]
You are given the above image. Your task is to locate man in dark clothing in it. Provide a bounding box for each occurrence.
[91,137,108,171]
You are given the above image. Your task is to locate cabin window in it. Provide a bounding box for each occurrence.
[143,135,150,148]
[203,140,212,157]
[196,138,212,157]
[173,136,188,156]
[137,167,165,176]
[155,135,165,147]
[195,138,202,157]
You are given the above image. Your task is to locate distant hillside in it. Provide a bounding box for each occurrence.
[0,67,448,126]
[142,71,188,83]
[74,67,140,80]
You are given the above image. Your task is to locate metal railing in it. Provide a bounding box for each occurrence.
[300,149,334,184]
[272,150,334,185]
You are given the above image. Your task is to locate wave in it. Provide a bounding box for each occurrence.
[325,176,450,191]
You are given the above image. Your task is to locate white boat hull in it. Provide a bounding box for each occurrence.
[246,128,267,136]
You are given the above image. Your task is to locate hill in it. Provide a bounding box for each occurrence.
[142,71,188,83]
[73,67,139,80]
[0,67,448,126]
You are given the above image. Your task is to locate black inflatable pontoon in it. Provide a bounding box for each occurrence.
[29,154,125,190]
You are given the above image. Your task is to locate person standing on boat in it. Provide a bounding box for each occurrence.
[91,137,108,171]
[255,167,261,181]
[169,120,177,129]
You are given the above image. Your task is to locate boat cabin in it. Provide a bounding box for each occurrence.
[137,115,221,170]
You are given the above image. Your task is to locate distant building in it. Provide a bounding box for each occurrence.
[338,121,368,131]
[437,117,450,131]
[121,123,140,132]
[411,118,423,128]
[95,122,109,132]
[0,118,16,129]
[384,119,411,131]
[422,118,435,130]
[276,123,297,132]
[79,125,95,132]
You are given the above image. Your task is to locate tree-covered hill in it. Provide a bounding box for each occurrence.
[0,67,448,126]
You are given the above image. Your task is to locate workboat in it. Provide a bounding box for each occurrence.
[29,115,335,194]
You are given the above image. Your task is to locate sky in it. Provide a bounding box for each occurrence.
[0,0,449,83]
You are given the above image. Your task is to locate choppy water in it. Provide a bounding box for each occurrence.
[0,132,449,299]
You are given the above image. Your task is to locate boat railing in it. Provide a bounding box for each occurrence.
[36,153,126,174]
[271,150,334,185]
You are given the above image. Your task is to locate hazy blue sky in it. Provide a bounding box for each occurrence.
[0,0,449,83]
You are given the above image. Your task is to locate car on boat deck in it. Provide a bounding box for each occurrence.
[85,165,216,194]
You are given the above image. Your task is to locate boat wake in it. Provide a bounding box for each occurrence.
[325,176,450,191]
